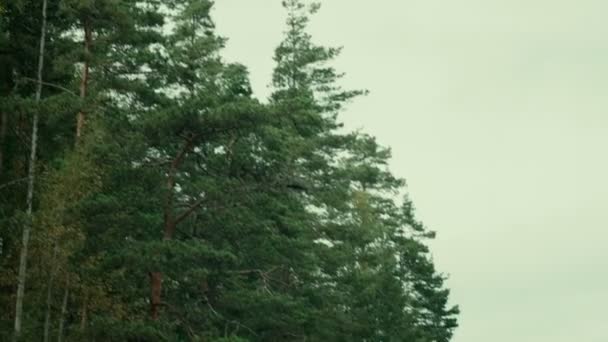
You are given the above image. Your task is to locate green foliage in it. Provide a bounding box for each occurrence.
[0,0,458,341]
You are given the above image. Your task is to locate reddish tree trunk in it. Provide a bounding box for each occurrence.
[149,272,162,320]
[149,138,195,320]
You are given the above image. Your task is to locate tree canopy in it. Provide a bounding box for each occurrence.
[0,0,459,340]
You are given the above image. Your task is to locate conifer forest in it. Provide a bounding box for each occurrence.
[0,0,459,340]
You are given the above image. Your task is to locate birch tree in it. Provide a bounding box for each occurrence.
[13,0,48,339]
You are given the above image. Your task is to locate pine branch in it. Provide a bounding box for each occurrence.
[174,196,206,225]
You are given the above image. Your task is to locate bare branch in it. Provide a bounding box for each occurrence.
[0,177,28,191]
[19,77,78,97]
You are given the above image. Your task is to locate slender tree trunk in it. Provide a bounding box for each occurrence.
[0,111,6,257]
[43,244,58,342]
[150,219,177,319]
[149,271,162,320]
[43,275,54,342]
[14,0,48,339]
[0,111,7,176]
[75,22,92,143]
[0,31,13,179]
[80,295,87,332]
[150,137,195,319]
[56,277,69,342]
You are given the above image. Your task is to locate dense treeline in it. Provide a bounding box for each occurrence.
[0,0,458,340]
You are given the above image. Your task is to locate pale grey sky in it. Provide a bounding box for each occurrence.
[214,1,608,341]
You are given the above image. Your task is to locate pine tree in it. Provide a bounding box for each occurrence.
[0,0,459,340]
[268,2,459,340]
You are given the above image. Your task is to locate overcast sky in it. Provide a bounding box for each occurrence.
[213,1,608,341]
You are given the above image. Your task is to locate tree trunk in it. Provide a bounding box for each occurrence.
[80,295,87,332]
[43,244,58,342]
[149,138,195,320]
[75,22,92,143]
[0,111,7,176]
[43,275,54,342]
[14,0,48,339]
[0,111,6,257]
[56,277,69,342]
[0,30,12,178]
[149,271,162,320]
